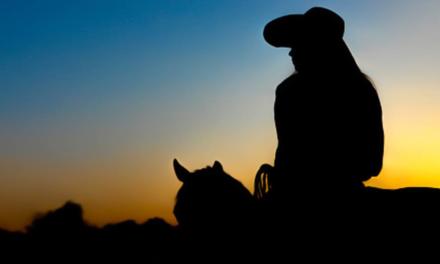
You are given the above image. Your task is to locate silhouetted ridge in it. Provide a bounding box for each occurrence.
[27,201,87,238]
[0,201,179,262]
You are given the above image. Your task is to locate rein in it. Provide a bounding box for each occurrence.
[254,164,275,200]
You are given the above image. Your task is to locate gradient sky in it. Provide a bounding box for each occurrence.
[1,0,440,230]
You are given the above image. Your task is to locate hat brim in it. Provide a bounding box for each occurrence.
[263,14,304,48]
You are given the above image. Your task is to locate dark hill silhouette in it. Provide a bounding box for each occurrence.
[27,201,88,239]
[0,201,180,262]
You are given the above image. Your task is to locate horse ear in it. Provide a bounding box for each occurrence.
[173,159,190,182]
[213,160,223,172]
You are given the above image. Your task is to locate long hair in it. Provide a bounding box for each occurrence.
[274,38,384,189]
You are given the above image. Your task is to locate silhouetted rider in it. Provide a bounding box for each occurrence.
[263,7,384,197]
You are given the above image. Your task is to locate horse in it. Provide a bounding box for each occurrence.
[172,159,261,261]
[173,159,256,234]
[173,159,440,258]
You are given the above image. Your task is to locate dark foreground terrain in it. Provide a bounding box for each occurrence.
[2,189,440,263]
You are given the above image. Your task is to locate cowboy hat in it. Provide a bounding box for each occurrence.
[263,7,345,48]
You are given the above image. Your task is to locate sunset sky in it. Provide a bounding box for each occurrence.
[1,0,440,230]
